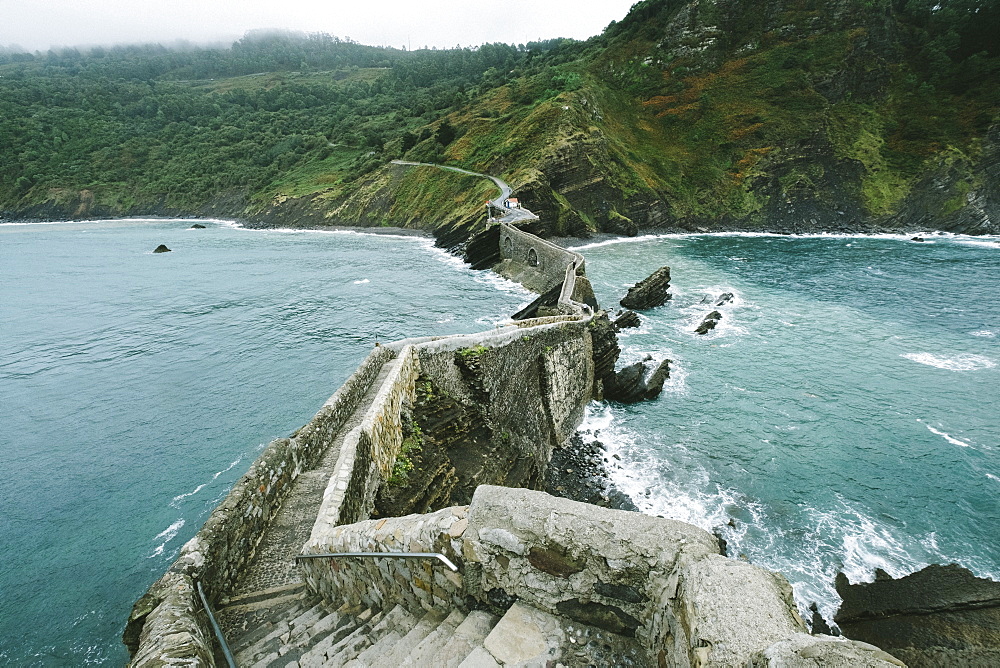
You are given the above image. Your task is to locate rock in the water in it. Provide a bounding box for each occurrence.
[695,311,722,335]
[620,266,671,310]
[605,361,648,403]
[612,310,641,331]
[190,223,206,229]
[911,236,925,242]
[511,282,563,320]
[716,292,735,306]
[464,224,501,270]
[604,358,670,403]
[835,564,1000,667]
[809,602,834,636]
[644,358,671,399]
[152,244,171,253]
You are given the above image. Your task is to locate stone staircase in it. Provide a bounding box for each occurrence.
[218,585,646,667]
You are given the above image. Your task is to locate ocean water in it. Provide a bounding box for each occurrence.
[571,232,1000,624]
[0,219,529,665]
[2,221,997,665]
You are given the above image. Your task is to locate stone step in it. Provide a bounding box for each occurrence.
[295,607,371,668]
[236,602,327,665]
[320,608,386,666]
[296,607,376,667]
[400,609,466,667]
[227,599,309,657]
[222,582,305,609]
[344,604,420,667]
[375,608,448,667]
[429,610,499,668]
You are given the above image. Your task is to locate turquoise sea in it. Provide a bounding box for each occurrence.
[573,232,1000,624]
[0,219,528,665]
[1,220,998,663]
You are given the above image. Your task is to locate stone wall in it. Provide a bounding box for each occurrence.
[496,221,585,293]
[461,487,902,667]
[301,485,903,667]
[301,506,468,615]
[309,345,421,539]
[124,345,396,664]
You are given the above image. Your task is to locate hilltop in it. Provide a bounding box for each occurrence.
[1,0,997,240]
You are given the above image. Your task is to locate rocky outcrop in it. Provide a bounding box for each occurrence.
[463,225,501,270]
[612,310,641,331]
[695,311,722,335]
[835,564,1000,667]
[620,267,671,310]
[604,358,671,403]
[152,244,171,253]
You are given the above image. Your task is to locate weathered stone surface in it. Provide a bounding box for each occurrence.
[695,310,723,335]
[528,545,585,578]
[751,634,905,667]
[555,598,640,636]
[464,485,719,644]
[671,555,808,666]
[152,244,171,253]
[835,564,1000,667]
[620,266,671,310]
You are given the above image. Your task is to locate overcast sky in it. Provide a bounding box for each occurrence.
[0,0,639,52]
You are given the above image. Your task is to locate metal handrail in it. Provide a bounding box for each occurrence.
[195,581,237,668]
[296,551,459,572]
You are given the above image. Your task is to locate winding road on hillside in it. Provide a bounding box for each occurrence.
[390,160,538,223]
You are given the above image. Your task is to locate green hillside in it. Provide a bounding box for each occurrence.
[1,0,997,239]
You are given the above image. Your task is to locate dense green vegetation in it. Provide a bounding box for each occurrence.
[1,0,997,235]
[0,33,544,213]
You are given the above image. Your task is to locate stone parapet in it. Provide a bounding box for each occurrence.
[301,506,469,614]
[310,346,421,539]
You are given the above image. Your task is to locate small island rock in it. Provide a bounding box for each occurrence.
[620,266,671,310]
[612,310,641,331]
[695,311,722,335]
[152,244,172,253]
[190,223,206,229]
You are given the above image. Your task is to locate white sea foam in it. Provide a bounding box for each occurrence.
[971,330,996,338]
[353,279,370,284]
[169,456,244,510]
[565,233,668,250]
[987,473,1000,482]
[580,403,973,625]
[901,352,996,371]
[170,483,207,508]
[148,518,185,558]
[924,424,973,448]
